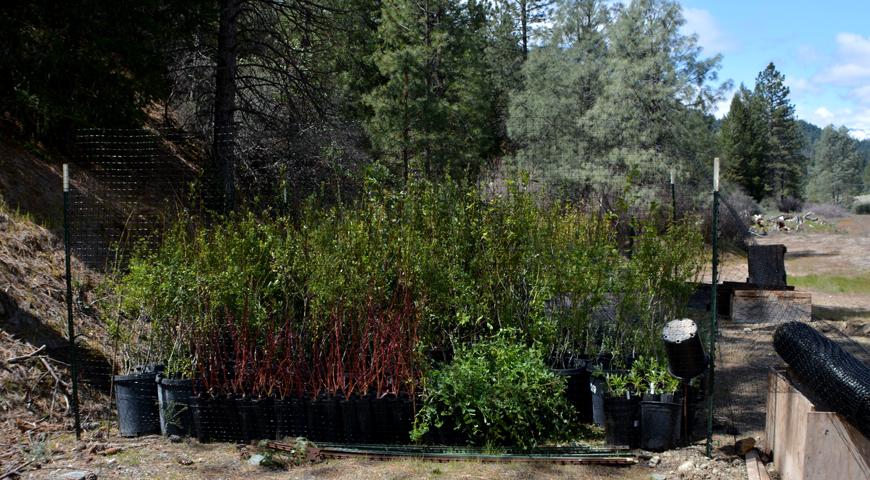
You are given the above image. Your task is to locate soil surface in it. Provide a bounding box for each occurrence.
[9,431,748,480]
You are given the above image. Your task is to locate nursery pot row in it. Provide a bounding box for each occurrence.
[191,393,415,444]
[115,374,416,443]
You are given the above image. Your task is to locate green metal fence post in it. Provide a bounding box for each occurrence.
[63,164,82,439]
[706,157,719,458]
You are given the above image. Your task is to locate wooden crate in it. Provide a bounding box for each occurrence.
[764,370,870,480]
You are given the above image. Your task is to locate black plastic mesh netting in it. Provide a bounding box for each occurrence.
[773,321,870,437]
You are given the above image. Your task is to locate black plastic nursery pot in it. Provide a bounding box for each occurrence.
[590,377,606,426]
[274,397,291,439]
[236,397,259,443]
[114,372,161,437]
[640,399,681,451]
[391,394,414,444]
[369,393,414,444]
[370,394,393,443]
[662,319,707,380]
[340,394,374,443]
[354,394,374,443]
[191,395,241,443]
[157,377,194,437]
[251,397,275,440]
[603,395,640,448]
[305,394,342,442]
[553,365,593,424]
[275,395,309,439]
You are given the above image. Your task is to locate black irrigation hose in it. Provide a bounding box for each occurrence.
[773,321,870,438]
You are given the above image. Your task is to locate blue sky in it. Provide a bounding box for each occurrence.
[679,1,870,139]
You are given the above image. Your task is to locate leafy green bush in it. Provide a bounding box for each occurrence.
[411,333,578,448]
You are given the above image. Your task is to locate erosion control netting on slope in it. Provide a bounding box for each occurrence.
[773,321,870,438]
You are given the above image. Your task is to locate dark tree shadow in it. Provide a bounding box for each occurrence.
[0,289,112,392]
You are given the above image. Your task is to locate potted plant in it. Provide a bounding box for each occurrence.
[602,372,640,448]
[637,357,682,451]
[114,363,164,437]
[156,350,195,438]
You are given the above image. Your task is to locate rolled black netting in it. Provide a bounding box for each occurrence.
[773,321,870,437]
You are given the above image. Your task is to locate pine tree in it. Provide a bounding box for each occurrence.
[506,0,609,197]
[720,85,768,200]
[807,126,863,204]
[365,0,494,180]
[753,63,806,200]
[584,0,725,202]
[484,0,526,155]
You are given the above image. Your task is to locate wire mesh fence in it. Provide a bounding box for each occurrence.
[59,127,868,454]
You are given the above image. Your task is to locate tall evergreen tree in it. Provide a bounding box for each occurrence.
[583,0,725,202]
[365,0,494,180]
[720,85,768,200]
[753,62,806,200]
[495,0,554,58]
[478,0,526,159]
[807,125,863,204]
[507,0,610,197]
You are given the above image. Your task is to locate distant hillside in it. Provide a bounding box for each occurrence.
[798,119,822,156]
[798,119,870,184]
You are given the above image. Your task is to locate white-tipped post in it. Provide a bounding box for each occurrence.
[670,168,675,185]
[63,164,69,192]
[713,157,719,192]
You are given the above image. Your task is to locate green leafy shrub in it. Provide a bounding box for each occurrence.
[411,333,577,448]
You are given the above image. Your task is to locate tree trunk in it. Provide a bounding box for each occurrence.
[212,0,240,213]
[520,0,528,58]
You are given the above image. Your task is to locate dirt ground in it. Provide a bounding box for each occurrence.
[9,431,747,480]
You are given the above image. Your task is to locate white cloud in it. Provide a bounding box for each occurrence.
[815,64,870,85]
[851,85,870,106]
[814,107,835,119]
[799,104,870,140]
[836,32,870,58]
[682,8,734,54]
[814,33,870,86]
[786,77,820,96]
[799,32,870,137]
[713,97,731,119]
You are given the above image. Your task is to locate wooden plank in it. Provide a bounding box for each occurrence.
[768,371,814,480]
[760,370,780,457]
[803,412,870,480]
[731,290,811,323]
[765,370,870,480]
[745,449,770,480]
